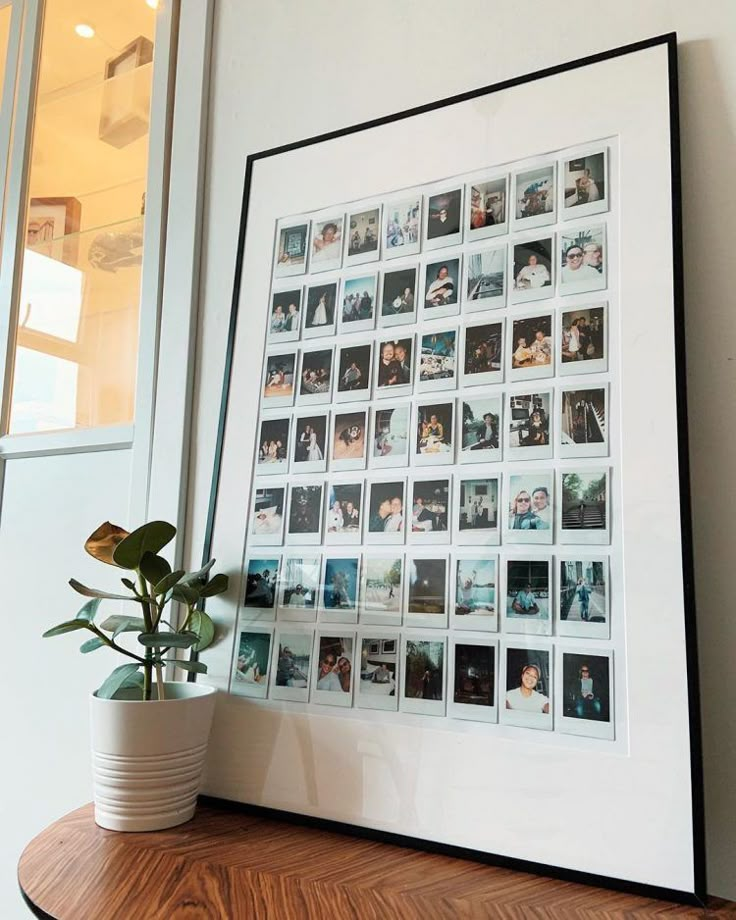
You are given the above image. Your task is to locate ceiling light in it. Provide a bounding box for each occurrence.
[74,23,95,39]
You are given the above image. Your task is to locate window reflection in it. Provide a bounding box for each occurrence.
[9,1,156,433]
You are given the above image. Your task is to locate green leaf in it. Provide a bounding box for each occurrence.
[188,610,215,652]
[121,577,137,591]
[139,552,171,587]
[113,670,145,698]
[179,559,215,586]
[80,636,106,653]
[172,583,200,606]
[138,631,198,649]
[99,614,146,634]
[97,663,141,699]
[112,521,176,570]
[153,569,186,596]
[76,598,102,623]
[69,578,136,602]
[166,658,208,674]
[199,573,229,598]
[42,619,90,638]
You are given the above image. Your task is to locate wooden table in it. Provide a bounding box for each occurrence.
[18,800,735,919]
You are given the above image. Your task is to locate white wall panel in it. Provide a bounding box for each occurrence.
[2,449,131,918]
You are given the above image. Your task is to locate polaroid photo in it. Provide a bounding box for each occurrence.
[448,638,498,723]
[309,212,345,274]
[560,384,609,458]
[452,553,499,632]
[269,626,314,701]
[504,555,553,637]
[365,477,406,545]
[324,480,364,546]
[454,474,501,546]
[345,203,381,266]
[559,225,607,296]
[242,555,280,623]
[409,476,451,545]
[380,263,418,328]
[501,641,553,731]
[273,217,310,278]
[231,624,273,699]
[339,272,377,334]
[557,647,614,740]
[383,193,422,259]
[255,415,291,476]
[400,633,446,716]
[355,631,400,712]
[459,394,502,464]
[285,481,324,546]
[370,402,411,469]
[512,163,556,230]
[405,553,449,629]
[560,303,608,375]
[297,346,333,406]
[335,340,373,404]
[417,328,457,393]
[261,350,297,409]
[463,244,506,312]
[249,483,286,546]
[562,148,609,220]
[462,319,504,387]
[310,631,356,707]
[510,236,555,304]
[303,281,338,340]
[506,389,553,460]
[277,553,322,622]
[421,255,461,321]
[424,185,463,251]
[330,406,368,472]
[558,556,610,640]
[319,554,361,624]
[466,174,508,242]
[375,335,414,399]
[414,399,455,467]
[508,311,554,383]
[267,286,303,344]
[291,410,328,474]
[504,470,554,545]
[359,553,404,626]
[558,468,611,545]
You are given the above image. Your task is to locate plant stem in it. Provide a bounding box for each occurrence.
[88,626,148,664]
[137,574,154,700]
[155,661,166,700]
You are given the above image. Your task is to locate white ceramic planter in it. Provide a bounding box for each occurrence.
[90,681,217,832]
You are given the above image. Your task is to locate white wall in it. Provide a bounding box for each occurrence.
[190,0,736,899]
[3,450,133,918]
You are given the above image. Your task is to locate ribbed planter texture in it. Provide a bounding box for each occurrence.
[90,682,217,832]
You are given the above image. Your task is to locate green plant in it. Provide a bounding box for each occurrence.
[42,521,228,701]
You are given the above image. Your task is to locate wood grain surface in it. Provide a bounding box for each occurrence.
[17,802,735,919]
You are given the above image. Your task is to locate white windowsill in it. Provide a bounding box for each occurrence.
[0,424,134,458]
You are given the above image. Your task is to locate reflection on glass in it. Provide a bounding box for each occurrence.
[9,1,156,433]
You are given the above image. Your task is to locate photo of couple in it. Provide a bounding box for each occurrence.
[377,339,412,389]
[561,307,605,363]
[293,416,326,464]
[326,483,362,535]
[257,417,289,468]
[507,474,553,531]
[368,481,405,534]
[511,315,552,370]
[315,636,354,693]
[269,289,301,336]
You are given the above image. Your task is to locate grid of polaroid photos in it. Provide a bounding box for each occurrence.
[231,145,615,741]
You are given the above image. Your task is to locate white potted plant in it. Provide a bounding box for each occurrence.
[43,520,228,832]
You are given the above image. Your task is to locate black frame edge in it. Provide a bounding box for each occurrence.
[666,34,707,905]
[200,31,704,903]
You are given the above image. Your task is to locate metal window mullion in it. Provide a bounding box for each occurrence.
[0,0,43,435]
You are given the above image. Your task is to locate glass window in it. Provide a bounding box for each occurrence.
[8,1,157,433]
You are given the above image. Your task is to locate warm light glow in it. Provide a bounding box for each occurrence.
[74,23,95,38]
[145,0,159,9]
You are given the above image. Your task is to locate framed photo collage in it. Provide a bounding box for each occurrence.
[231,143,616,741]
